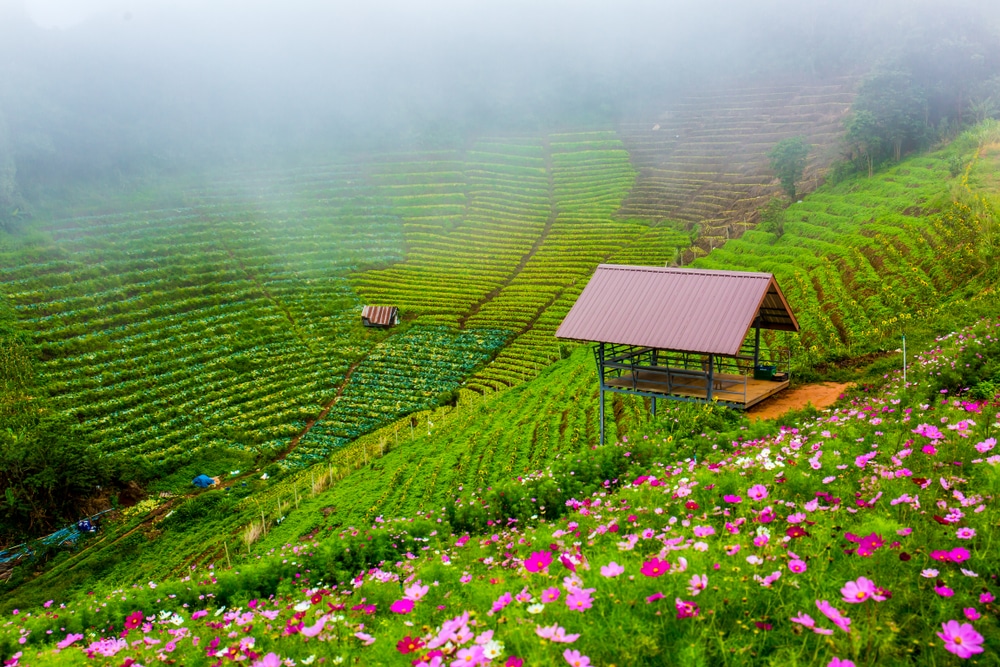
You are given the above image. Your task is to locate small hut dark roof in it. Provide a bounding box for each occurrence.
[361,306,399,327]
[555,265,798,356]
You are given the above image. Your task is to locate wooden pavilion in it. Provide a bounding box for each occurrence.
[555,265,800,444]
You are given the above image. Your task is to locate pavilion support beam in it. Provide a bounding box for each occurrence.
[754,320,761,368]
[707,354,714,401]
[599,386,605,446]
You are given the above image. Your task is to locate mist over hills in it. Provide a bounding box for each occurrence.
[0,0,997,211]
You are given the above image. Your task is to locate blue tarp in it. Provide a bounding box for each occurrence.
[192,474,214,488]
[0,508,114,564]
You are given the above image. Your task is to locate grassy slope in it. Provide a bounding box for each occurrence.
[4,130,999,608]
[1,317,999,666]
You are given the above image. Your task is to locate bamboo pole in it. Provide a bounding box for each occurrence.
[224,541,232,569]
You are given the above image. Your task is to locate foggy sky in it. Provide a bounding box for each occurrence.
[1,0,999,194]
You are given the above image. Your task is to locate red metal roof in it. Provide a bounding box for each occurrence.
[361,305,398,327]
[555,265,798,356]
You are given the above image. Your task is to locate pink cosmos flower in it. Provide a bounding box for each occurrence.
[688,574,708,596]
[301,615,328,638]
[723,494,742,503]
[563,649,592,667]
[600,561,624,578]
[506,658,524,667]
[252,654,282,667]
[541,587,560,603]
[789,612,815,628]
[454,646,485,665]
[524,551,553,573]
[964,607,981,621]
[815,600,851,633]
[535,624,579,643]
[675,598,699,619]
[640,557,670,577]
[748,484,768,501]
[937,620,985,659]
[841,577,878,604]
[56,633,83,650]
[788,559,807,573]
[975,438,996,453]
[828,658,855,667]
[646,592,665,603]
[980,591,995,604]
[491,592,513,613]
[956,527,976,539]
[404,583,429,601]
[566,588,595,612]
[391,599,414,614]
[934,585,954,597]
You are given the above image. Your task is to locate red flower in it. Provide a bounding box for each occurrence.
[396,635,425,654]
[124,611,144,631]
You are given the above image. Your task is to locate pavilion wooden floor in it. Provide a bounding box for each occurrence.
[604,368,790,409]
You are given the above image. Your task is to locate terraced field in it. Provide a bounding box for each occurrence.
[694,139,997,357]
[0,162,494,471]
[618,75,857,255]
[354,132,696,393]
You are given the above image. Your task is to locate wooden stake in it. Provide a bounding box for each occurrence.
[224,540,231,569]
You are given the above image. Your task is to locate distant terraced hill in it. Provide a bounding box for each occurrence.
[618,75,857,256]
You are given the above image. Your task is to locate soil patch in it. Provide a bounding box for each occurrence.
[747,382,852,422]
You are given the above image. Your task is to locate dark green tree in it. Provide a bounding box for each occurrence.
[768,136,810,201]
[846,71,928,174]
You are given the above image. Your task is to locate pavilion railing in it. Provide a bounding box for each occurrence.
[593,343,790,405]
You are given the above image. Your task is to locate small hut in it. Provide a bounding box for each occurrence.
[361,305,399,328]
[556,265,800,443]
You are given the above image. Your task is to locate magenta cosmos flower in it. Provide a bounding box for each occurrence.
[828,658,855,667]
[641,557,670,577]
[937,620,984,658]
[390,599,414,614]
[788,559,807,573]
[675,598,699,619]
[747,484,768,501]
[524,551,553,573]
[723,494,742,503]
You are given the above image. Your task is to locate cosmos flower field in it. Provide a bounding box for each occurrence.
[2,319,998,665]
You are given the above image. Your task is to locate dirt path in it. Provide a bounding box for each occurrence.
[746,382,851,422]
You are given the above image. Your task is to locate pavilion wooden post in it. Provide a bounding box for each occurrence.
[707,354,714,401]
[597,343,607,445]
[651,349,657,418]
[753,318,762,368]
